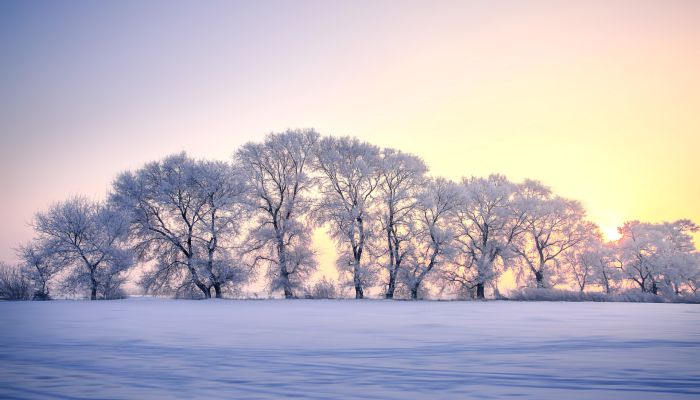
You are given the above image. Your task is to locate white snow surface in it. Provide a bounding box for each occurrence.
[1,298,699,399]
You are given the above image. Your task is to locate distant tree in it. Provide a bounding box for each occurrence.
[313,136,382,299]
[402,178,459,300]
[236,129,319,298]
[376,148,427,299]
[580,241,625,295]
[0,262,32,300]
[32,197,133,300]
[510,181,592,289]
[452,175,526,299]
[618,220,699,295]
[17,241,65,300]
[305,276,339,299]
[560,228,607,292]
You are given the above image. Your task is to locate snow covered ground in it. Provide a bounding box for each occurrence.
[1,298,698,399]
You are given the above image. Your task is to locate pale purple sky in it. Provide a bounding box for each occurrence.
[2,0,699,264]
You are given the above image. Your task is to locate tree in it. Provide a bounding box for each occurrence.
[452,175,526,299]
[0,262,32,300]
[236,129,319,298]
[402,178,459,300]
[17,241,65,300]
[510,181,592,289]
[377,148,427,299]
[588,242,623,295]
[193,160,252,298]
[314,136,382,299]
[560,228,607,292]
[618,220,699,295]
[32,197,133,300]
[112,153,252,298]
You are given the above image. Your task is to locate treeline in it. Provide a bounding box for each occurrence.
[2,129,699,301]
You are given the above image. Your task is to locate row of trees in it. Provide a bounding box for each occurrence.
[4,129,699,300]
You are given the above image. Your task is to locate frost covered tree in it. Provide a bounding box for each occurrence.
[585,242,623,295]
[0,262,32,300]
[17,241,65,300]
[618,220,699,295]
[112,153,250,298]
[377,148,427,299]
[402,178,459,300]
[559,228,611,292]
[31,197,133,300]
[111,153,211,297]
[510,181,592,288]
[192,160,251,298]
[452,175,526,299]
[236,129,319,298]
[313,136,382,299]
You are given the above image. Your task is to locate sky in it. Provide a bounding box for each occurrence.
[1,0,699,272]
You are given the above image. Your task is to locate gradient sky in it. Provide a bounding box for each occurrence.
[1,0,699,268]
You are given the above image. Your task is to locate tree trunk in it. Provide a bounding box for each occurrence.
[476,282,485,299]
[410,284,419,300]
[385,278,396,299]
[355,284,364,299]
[535,271,545,288]
[90,274,98,300]
[651,281,658,295]
[214,283,222,299]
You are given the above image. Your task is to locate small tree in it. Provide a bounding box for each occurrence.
[31,197,132,300]
[17,241,65,300]
[0,262,32,300]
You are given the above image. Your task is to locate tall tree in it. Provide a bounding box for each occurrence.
[453,175,525,299]
[377,148,427,299]
[193,160,251,298]
[112,153,210,298]
[402,178,459,300]
[32,197,133,300]
[236,129,319,298]
[314,136,381,299]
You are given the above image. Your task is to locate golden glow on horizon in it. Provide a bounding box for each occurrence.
[602,226,622,243]
[1,1,699,266]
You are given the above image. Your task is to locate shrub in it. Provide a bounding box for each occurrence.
[0,263,32,301]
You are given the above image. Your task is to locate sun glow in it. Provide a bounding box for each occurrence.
[602,226,622,242]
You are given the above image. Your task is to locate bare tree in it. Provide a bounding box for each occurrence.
[313,136,381,299]
[236,129,319,298]
[377,148,427,299]
[32,197,133,300]
[510,181,592,289]
[402,178,459,299]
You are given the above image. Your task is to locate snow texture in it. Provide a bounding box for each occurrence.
[1,298,698,399]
